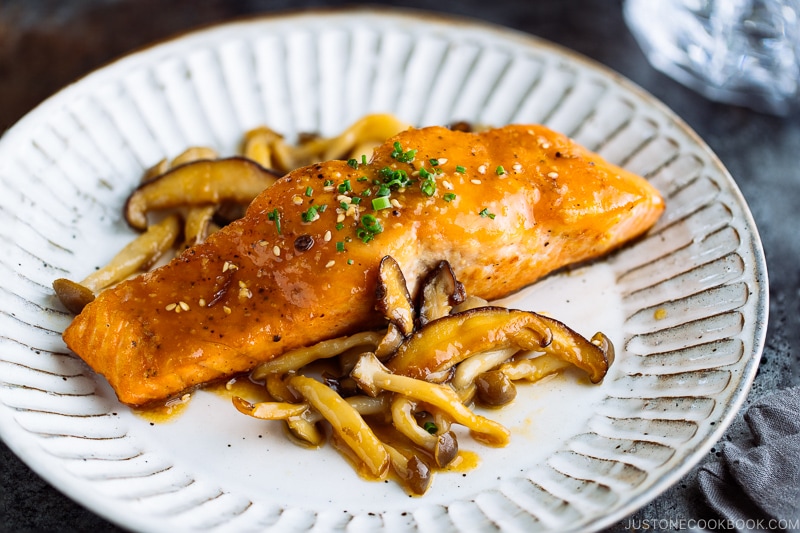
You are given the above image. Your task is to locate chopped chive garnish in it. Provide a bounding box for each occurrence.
[337,180,352,193]
[420,177,436,197]
[361,154,367,165]
[357,176,368,182]
[347,158,359,169]
[357,214,383,243]
[455,165,466,173]
[340,201,349,211]
[267,208,282,234]
[305,186,313,197]
[496,165,506,175]
[324,179,334,186]
[372,196,392,210]
[429,158,439,166]
[336,241,345,252]
[418,167,432,179]
[351,196,362,205]
[347,259,354,265]
[318,204,328,212]
[300,205,326,222]
[391,141,416,163]
[423,421,438,434]
[335,222,345,230]
[479,208,496,219]
[443,193,457,202]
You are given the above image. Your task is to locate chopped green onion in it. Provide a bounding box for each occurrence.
[391,141,416,163]
[324,179,334,186]
[267,209,282,234]
[336,241,345,252]
[361,154,368,165]
[496,165,506,175]
[423,421,438,434]
[305,186,313,197]
[429,158,439,166]
[337,180,352,193]
[301,205,321,223]
[351,196,362,205]
[357,214,383,243]
[420,177,436,197]
[357,176,368,182]
[455,165,466,174]
[347,259,354,265]
[347,158,359,169]
[335,222,345,231]
[443,193,457,202]
[372,196,392,210]
[479,208,496,219]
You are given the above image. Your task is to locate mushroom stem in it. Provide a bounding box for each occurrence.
[391,396,459,467]
[351,352,510,446]
[288,374,390,478]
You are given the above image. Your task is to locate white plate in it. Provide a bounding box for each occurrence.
[0,8,768,533]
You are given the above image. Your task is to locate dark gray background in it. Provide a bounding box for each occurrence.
[1,1,798,531]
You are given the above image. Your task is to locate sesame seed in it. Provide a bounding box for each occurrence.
[324,185,335,192]
[222,261,238,272]
[292,195,303,205]
[199,298,206,307]
[337,195,352,204]
[390,199,402,209]
[443,180,454,190]
[223,306,232,315]
[513,163,523,173]
[548,172,559,178]
[477,165,486,174]
[325,260,335,268]
[345,205,357,217]
[165,303,177,311]
[324,230,332,242]
[179,301,190,311]
[471,179,482,185]
[336,213,346,223]
[273,245,281,256]
[438,158,448,164]
[258,240,268,247]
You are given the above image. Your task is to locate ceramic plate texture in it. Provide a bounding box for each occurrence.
[0,8,767,533]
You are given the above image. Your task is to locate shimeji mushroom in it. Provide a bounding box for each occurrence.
[383,442,432,496]
[251,331,384,378]
[451,346,519,403]
[53,214,181,314]
[351,352,510,446]
[390,396,459,467]
[288,374,391,478]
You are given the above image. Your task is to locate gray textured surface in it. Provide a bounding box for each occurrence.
[1,1,798,531]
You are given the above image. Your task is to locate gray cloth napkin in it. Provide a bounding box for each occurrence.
[698,386,800,532]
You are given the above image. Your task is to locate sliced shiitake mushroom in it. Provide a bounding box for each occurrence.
[375,256,415,337]
[386,307,612,384]
[417,260,466,327]
[124,157,280,230]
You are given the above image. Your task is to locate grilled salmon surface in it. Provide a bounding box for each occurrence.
[63,125,665,406]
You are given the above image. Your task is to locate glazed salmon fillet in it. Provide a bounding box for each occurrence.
[62,125,664,406]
